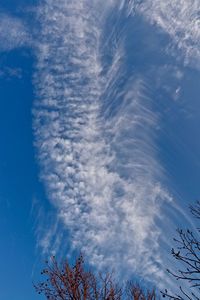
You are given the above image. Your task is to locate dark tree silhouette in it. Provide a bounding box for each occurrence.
[35,254,157,300]
[162,201,200,300]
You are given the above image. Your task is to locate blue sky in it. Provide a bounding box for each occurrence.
[0,0,200,299]
[0,50,38,298]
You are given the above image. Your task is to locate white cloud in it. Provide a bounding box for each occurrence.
[0,13,29,51]
[33,0,174,287]
[124,0,200,68]
[0,66,23,78]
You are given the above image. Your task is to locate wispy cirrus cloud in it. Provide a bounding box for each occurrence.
[33,0,174,285]
[0,13,30,51]
[126,0,200,68]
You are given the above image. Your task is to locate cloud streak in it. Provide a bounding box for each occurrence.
[126,0,200,68]
[0,13,30,51]
[33,0,197,287]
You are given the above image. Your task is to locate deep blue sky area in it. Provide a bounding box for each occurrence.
[0,48,44,299]
[158,68,200,203]
[0,1,200,299]
[0,0,37,11]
